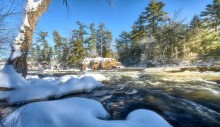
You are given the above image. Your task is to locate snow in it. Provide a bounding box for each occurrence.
[59,75,78,83]
[0,66,102,103]
[26,75,39,80]
[10,45,22,60]
[23,15,30,27]
[80,73,108,81]
[1,98,172,127]
[26,0,43,12]
[55,76,103,98]
[0,65,29,88]
[82,57,115,65]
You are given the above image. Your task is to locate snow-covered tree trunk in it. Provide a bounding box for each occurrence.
[7,0,51,78]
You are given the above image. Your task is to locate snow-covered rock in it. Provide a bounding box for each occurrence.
[81,57,123,70]
[81,73,108,82]
[1,98,172,127]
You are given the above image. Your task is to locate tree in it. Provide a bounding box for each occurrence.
[142,0,167,36]
[66,21,87,67]
[0,0,20,57]
[103,30,113,58]
[116,31,132,65]
[190,15,202,34]
[36,31,52,62]
[53,30,63,62]
[96,23,105,57]
[86,23,97,57]
[200,0,220,32]
[7,0,51,78]
[6,0,112,77]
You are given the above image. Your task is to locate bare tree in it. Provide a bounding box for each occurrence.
[0,0,21,58]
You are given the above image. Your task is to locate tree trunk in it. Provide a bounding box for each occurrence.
[7,0,51,78]
[175,46,178,59]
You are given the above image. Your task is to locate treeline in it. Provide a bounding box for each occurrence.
[116,0,220,66]
[29,21,113,67]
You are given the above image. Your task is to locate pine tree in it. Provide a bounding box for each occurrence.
[66,22,87,67]
[116,31,132,65]
[142,0,167,36]
[103,30,113,58]
[53,31,63,62]
[36,31,52,63]
[86,23,97,57]
[190,15,202,34]
[97,23,105,57]
[200,0,220,32]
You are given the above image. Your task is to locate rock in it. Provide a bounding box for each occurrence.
[214,61,220,67]
[81,58,123,70]
[113,62,123,69]
[100,58,116,70]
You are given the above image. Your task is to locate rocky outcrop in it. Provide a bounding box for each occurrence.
[81,58,123,70]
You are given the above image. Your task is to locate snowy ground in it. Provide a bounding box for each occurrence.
[0,65,172,127]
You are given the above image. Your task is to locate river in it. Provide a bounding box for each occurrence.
[1,67,220,127]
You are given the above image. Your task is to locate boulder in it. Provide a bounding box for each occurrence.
[81,58,123,70]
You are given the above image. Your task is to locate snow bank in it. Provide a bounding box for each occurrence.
[0,65,29,88]
[59,75,78,83]
[80,73,108,81]
[55,76,103,98]
[0,66,102,103]
[1,98,172,127]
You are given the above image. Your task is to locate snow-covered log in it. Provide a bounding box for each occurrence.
[7,0,51,78]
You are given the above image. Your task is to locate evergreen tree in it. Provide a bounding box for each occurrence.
[103,30,113,58]
[200,0,220,32]
[66,21,87,67]
[86,23,97,57]
[53,31,63,62]
[97,23,105,57]
[116,31,132,65]
[142,0,167,36]
[97,23,113,57]
[36,31,52,63]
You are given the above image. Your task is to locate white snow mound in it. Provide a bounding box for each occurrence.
[1,98,172,127]
[81,73,108,81]
[0,66,102,103]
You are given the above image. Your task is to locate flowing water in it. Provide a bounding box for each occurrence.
[64,68,220,127]
[1,67,220,127]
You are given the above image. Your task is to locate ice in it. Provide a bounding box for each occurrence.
[1,98,172,127]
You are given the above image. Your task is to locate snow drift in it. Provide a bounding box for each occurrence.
[0,66,102,103]
[1,98,172,127]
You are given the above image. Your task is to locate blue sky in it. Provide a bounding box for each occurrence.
[32,0,212,45]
